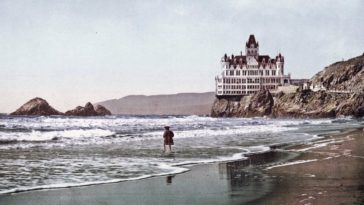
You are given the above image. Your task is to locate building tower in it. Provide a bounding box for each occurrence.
[221,53,229,69]
[245,34,259,57]
[276,53,284,76]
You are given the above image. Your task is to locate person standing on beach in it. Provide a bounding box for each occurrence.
[163,126,174,152]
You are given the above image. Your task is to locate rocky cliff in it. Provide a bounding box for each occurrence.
[273,90,363,118]
[211,89,364,118]
[10,98,63,116]
[211,90,273,117]
[311,53,364,92]
[211,53,364,118]
[65,102,111,116]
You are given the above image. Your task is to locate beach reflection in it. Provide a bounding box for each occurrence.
[166,175,174,185]
[219,160,256,192]
[218,151,291,191]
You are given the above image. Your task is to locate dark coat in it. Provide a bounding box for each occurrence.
[163,130,174,145]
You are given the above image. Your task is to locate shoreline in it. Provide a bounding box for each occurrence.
[251,127,364,204]
[0,127,363,204]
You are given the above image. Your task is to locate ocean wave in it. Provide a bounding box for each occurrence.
[0,129,115,143]
[0,115,361,196]
[129,124,298,141]
[0,146,266,196]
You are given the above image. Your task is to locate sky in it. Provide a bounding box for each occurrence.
[0,0,363,113]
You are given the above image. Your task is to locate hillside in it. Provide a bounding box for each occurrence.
[98,92,215,115]
[311,53,364,92]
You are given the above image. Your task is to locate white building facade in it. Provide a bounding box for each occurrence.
[215,35,291,96]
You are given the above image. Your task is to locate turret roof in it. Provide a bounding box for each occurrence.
[246,34,259,47]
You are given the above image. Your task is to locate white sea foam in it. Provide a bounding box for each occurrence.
[0,129,115,142]
[133,124,298,141]
[265,159,318,170]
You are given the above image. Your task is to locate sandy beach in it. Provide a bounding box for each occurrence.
[0,128,363,205]
[252,128,364,205]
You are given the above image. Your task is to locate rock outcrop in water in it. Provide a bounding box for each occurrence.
[95,105,112,116]
[10,97,63,116]
[65,102,111,116]
[10,99,112,116]
[211,53,364,118]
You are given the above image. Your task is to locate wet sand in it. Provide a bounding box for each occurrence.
[0,151,292,205]
[0,128,363,205]
[251,128,364,205]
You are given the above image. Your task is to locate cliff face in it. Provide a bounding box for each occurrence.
[211,90,273,117]
[311,53,364,92]
[10,98,63,116]
[211,90,364,118]
[273,90,364,118]
[211,53,364,118]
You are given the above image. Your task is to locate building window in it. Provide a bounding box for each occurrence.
[272,70,276,76]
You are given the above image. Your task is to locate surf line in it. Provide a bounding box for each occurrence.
[265,159,318,170]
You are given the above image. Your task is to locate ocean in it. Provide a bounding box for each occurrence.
[0,115,363,195]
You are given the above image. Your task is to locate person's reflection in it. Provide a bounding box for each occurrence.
[166,175,174,185]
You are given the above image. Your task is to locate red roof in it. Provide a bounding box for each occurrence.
[224,54,279,68]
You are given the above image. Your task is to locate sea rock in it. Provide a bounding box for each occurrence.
[65,102,112,116]
[65,102,99,116]
[95,105,112,115]
[10,97,63,116]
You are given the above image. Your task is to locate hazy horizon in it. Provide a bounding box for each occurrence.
[1,0,363,113]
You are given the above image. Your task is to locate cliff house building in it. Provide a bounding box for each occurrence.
[215,35,291,96]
